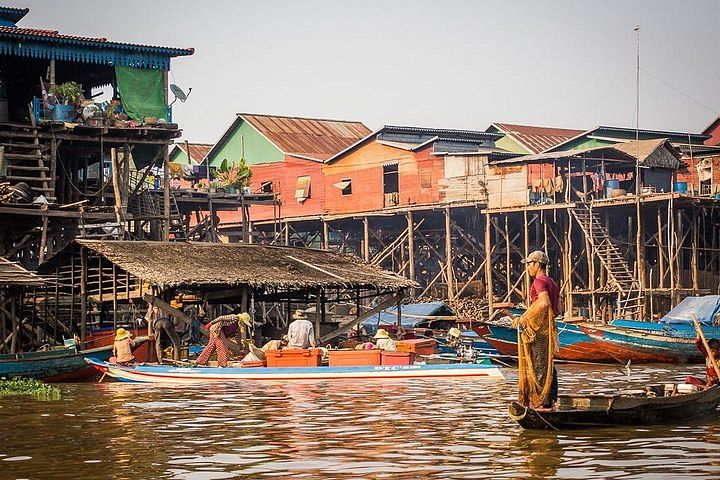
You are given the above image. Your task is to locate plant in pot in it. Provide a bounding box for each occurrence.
[48,81,83,122]
[213,158,252,194]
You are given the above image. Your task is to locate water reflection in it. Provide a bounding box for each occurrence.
[1,363,720,479]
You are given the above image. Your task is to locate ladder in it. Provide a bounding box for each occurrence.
[1,126,55,202]
[571,204,642,319]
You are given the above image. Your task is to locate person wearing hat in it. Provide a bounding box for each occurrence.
[373,328,397,351]
[512,250,561,411]
[687,336,720,388]
[287,309,317,350]
[196,312,252,367]
[111,328,135,366]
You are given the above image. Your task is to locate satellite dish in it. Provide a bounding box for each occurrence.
[169,84,192,105]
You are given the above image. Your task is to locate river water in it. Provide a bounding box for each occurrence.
[2,363,720,479]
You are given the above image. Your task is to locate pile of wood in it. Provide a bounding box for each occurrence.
[449,297,488,323]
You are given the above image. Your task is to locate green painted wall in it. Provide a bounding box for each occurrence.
[557,137,613,151]
[169,147,190,164]
[208,119,284,167]
[495,135,530,154]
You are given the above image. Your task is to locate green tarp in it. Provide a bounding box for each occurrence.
[115,65,167,123]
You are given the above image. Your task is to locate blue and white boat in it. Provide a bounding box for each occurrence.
[85,358,505,384]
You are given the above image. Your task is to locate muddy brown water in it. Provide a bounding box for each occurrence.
[2,363,720,479]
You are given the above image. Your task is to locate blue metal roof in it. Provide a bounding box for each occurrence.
[0,6,29,26]
[363,301,455,332]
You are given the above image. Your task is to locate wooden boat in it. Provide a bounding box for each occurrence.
[85,357,505,383]
[580,324,703,363]
[475,321,616,363]
[0,345,113,381]
[509,384,720,429]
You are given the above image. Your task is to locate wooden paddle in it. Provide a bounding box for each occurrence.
[691,313,720,381]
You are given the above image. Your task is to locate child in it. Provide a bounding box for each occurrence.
[111,328,135,366]
[686,336,720,388]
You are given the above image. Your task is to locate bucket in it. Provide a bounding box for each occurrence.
[604,179,620,197]
[52,104,76,122]
[674,181,688,194]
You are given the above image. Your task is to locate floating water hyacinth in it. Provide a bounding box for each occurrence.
[0,377,61,400]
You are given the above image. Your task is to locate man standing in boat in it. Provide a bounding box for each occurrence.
[512,250,561,411]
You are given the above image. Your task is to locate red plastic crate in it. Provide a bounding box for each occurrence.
[328,349,382,367]
[266,348,322,368]
[381,351,413,365]
[396,339,437,356]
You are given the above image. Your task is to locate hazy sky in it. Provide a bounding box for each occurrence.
[6,0,720,143]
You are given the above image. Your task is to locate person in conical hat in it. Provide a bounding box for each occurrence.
[287,309,316,350]
[197,311,253,367]
[111,328,135,366]
[373,328,397,351]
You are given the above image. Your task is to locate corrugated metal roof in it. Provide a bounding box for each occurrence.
[176,143,213,165]
[491,123,585,154]
[0,25,194,55]
[613,138,681,168]
[0,6,29,24]
[240,114,371,162]
[489,145,636,165]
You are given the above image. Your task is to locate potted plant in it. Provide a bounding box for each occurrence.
[49,81,83,122]
[213,158,252,194]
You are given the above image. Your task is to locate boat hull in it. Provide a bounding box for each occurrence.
[0,346,113,381]
[86,358,505,384]
[510,385,720,429]
[475,322,616,363]
[581,325,703,363]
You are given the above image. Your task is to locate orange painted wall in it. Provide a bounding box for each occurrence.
[218,155,326,224]
[322,142,444,215]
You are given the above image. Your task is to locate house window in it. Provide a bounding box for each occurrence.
[383,164,399,194]
[260,181,273,193]
[295,175,311,202]
[420,170,432,188]
[335,178,352,196]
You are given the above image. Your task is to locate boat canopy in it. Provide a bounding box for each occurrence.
[658,296,720,325]
[363,301,454,334]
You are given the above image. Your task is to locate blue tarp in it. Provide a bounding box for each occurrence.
[658,295,720,325]
[362,302,454,335]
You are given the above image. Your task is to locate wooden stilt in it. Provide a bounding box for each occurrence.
[444,206,454,300]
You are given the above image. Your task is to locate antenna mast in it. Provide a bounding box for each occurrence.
[634,25,640,140]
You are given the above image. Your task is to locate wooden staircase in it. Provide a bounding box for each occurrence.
[0,126,55,202]
[571,204,642,319]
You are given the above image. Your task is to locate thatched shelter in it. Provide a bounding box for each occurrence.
[39,240,415,345]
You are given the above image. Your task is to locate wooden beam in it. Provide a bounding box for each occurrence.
[406,211,415,283]
[320,292,404,343]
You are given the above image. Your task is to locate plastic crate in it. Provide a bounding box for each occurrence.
[266,348,322,368]
[381,351,413,365]
[328,349,382,367]
[240,360,266,368]
[396,339,437,356]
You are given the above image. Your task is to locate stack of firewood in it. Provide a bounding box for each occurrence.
[449,297,488,323]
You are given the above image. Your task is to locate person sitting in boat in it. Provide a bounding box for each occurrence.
[110,328,135,366]
[686,336,720,388]
[287,310,317,349]
[196,312,252,368]
[373,328,397,351]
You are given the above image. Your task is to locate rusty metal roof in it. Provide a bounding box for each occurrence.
[490,123,585,154]
[175,143,213,165]
[240,114,371,162]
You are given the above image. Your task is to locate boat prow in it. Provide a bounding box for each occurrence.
[85,358,505,384]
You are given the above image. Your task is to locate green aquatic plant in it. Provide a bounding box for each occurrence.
[0,377,61,400]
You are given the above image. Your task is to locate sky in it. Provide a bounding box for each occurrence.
[5,0,720,143]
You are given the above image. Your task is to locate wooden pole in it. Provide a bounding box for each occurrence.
[444,206,454,300]
[363,216,370,262]
[315,288,322,345]
[406,211,415,283]
[110,148,125,234]
[523,211,530,303]
[485,213,493,319]
[322,219,329,250]
[80,246,87,344]
[692,313,720,380]
[163,144,171,241]
[504,215,511,299]
[112,264,118,332]
[692,207,699,294]
[657,206,665,289]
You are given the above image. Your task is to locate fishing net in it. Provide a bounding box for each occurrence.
[515,307,558,408]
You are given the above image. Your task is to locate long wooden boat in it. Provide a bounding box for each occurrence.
[85,358,505,383]
[0,345,113,381]
[509,384,720,429]
[580,324,704,363]
[475,321,616,363]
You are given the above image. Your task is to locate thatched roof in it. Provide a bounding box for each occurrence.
[0,258,47,287]
[66,240,415,290]
[613,138,682,169]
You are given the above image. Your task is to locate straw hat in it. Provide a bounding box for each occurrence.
[373,328,390,340]
[115,328,130,341]
[237,312,252,327]
[292,309,308,320]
